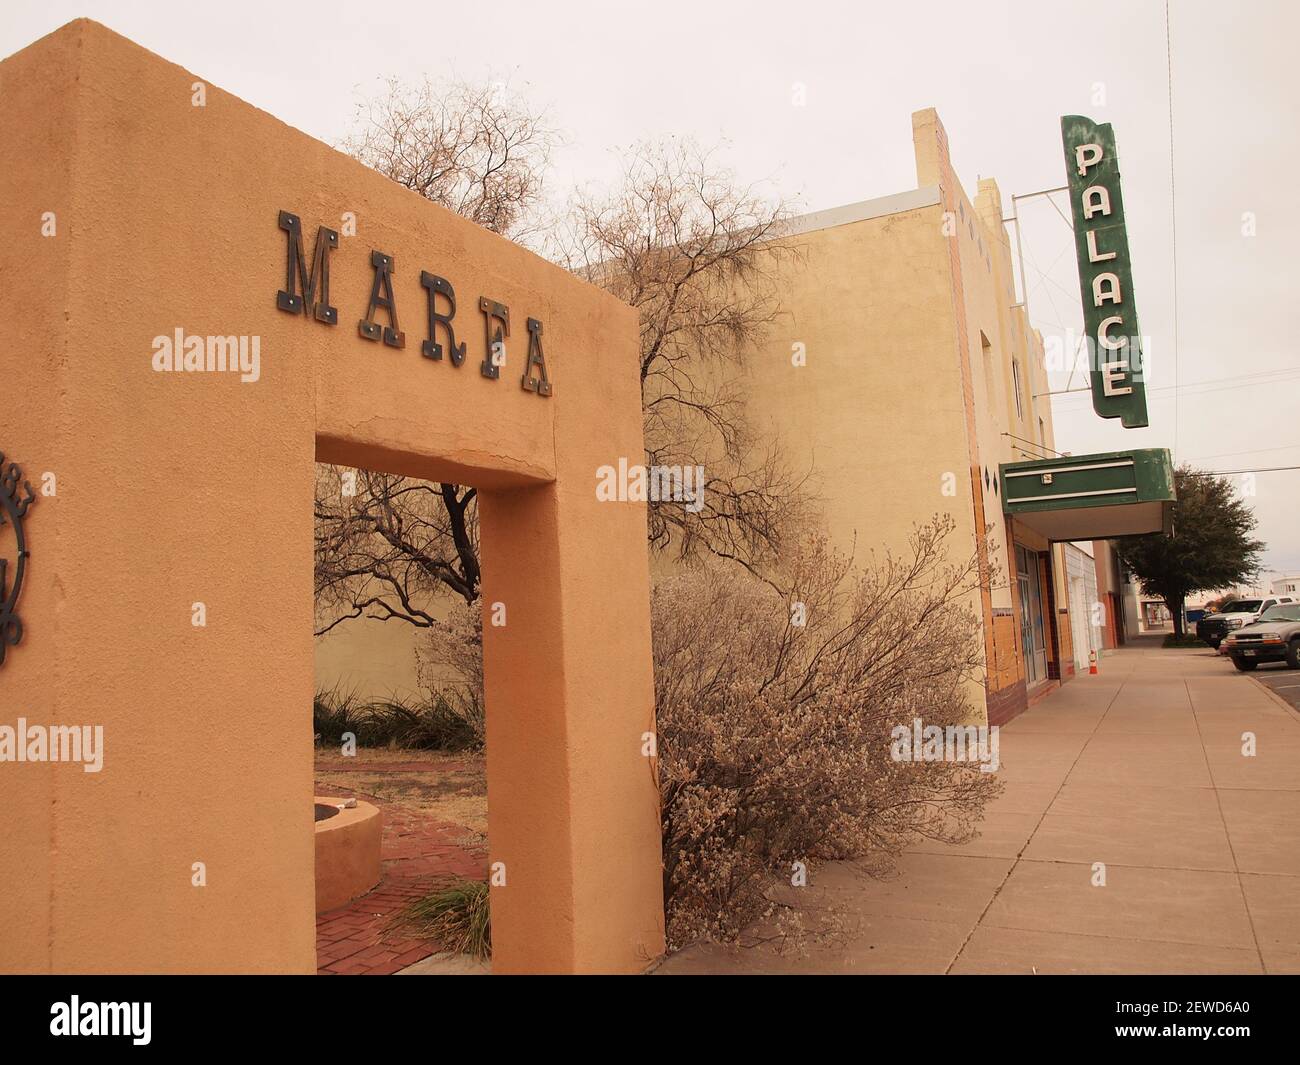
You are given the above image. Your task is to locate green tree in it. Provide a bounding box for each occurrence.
[1115,465,1263,637]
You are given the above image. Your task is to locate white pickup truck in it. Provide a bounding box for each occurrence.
[1197,596,1297,650]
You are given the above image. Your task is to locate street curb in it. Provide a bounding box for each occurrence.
[1247,675,1300,724]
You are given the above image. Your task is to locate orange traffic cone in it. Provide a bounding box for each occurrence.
[1089,650,1098,675]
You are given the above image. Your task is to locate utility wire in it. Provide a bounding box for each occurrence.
[1166,0,1181,462]
[1049,366,1300,400]
[1051,365,1300,408]
[1206,466,1300,476]
[1190,443,1300,463]
[1014,197,1091,398]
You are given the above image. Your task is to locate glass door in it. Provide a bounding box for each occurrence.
[1016,545,1047,684]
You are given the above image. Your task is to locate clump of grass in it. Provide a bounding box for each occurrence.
[313,686,370,747]
[369,694,483,751]
[313,689,484,751]
[400,879,491,958]
[1162,633,1205,648]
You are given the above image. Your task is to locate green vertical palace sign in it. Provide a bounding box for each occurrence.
[1061,116,1149,429]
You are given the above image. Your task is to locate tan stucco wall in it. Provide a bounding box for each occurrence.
[316,601,485,702]
[315,616,426,703]
[312,499,464,705]
[916,109,1070,703]
[0,21,71,976]
[0,20,662,974]
[727,196,991,718]
[720,109,1080,722]
[744,204,972,570]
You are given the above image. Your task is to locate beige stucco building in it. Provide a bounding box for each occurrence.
[729,108,1169,723]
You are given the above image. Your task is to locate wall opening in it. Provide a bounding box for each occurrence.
[312,459,490,973]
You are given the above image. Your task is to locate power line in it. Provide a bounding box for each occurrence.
[1050,365,1300,408]
[1205,466,1300,476]
[1188,443,1300,463]
[1166,0,1181,462]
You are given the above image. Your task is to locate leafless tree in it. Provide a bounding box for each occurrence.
[314,466,478,635]
[319,92,807,632]
[342,75,558,242]
[559,140,807,574]
[316,78,555,633]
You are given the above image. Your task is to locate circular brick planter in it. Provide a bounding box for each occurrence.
[314,797,383,914]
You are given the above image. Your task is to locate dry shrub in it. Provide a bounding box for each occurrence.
[654,515,1001,949]
[399,878,491,958]
[415,600,485,749]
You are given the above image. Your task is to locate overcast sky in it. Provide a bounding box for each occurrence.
[6,0,1298,572]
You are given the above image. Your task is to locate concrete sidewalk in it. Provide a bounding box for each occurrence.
[657,636,1300,974]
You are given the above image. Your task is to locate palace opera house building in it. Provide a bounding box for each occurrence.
[704,107,1174,726]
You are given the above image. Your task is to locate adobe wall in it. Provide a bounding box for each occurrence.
[0,19,663,974]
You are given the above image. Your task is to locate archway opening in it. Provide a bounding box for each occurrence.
[311,461,490,974]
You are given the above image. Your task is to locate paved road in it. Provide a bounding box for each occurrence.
[657,634,1300,975]
[1249,663,1300,712]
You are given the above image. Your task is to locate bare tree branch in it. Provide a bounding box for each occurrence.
[554,139,810,572]
[314,466,479,636]
[342,75,559,243]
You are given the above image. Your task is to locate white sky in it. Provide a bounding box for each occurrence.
[5,0,1298,570]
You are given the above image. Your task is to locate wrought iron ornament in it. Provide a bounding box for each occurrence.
[0,450,37,668]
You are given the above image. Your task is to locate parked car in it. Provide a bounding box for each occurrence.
[1197,596,1296,649]
[1221,604,1300,671]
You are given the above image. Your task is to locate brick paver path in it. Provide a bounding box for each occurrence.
[314,761,487,975]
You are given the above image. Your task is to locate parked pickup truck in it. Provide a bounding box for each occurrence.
[1221,603,1300,671]
[1197,596,1296,649]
